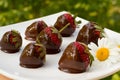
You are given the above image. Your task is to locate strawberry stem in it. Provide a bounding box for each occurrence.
[76,20,81,24]
[59,23,70,33]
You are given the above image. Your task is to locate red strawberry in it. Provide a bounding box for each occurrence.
[0,30,22,53]
[36,27,62,54]
[37,21,48,33]
[58,42,93,73]
[9,34,16,45]
[64,14,76,28]
[74,42,91,68]
[25,20,48,41]
[76,22,103,45]
[54,13,76,37]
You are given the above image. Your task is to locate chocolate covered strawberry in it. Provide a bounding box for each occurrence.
[0,30,22,53]
[54,13,76,37]
[76,22,103,45]
[20,43,46,68]
[36,27,62,54]
[58,42,93,73]
[25,20,48,41]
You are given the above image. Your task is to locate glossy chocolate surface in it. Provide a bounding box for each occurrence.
[36,27,62,54]
[54,14,76,37]
[76,22,101,45]
[58,42,90,73]
[25,21,47,41]
[20,43,46,68]
[0,30,22,53]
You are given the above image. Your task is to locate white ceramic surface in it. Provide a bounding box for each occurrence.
[0,11,120,80]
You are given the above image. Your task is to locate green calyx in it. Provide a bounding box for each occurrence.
[89,52,94,66]
[11,30,20,35]
[82,43,94,66]
[52,27,61,39]
[11,30,21,48]
[94,24,105,37]
[34,44,42,52]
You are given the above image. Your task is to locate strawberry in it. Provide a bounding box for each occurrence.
[73,42,93,68]
[9,34,16,45]
[37,20,48,33]
[36,27,62,54]
[58,42,93,73]
[76,22,103,45]
[25,20,48,41]
[54,13,76,37]
[44,27,61,46]
[9,30,21,48]
[20,43,46,68]
[64,13,76,28]
[0,30,22,53]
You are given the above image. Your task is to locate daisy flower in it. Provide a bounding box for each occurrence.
[88,37,120,68]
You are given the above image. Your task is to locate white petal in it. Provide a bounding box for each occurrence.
[98,38,104,47]
[103,38,108,46]
[88,42,98,52]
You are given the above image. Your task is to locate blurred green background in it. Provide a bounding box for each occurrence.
[0,0,120,80]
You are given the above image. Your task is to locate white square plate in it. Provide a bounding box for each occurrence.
[0,11,120,80]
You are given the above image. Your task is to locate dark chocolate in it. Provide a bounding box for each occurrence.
[58,42,92,73]
[20,43,46,68]
[0,30,22,53]
[25,21,47,41]
[36,27,62,54]
[54,13,76,37]
[76,22,101,45]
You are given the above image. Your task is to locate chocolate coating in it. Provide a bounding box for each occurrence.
[58,42,91,73]
[20,43,46,68]
[36,27,62,54]
[25,20,47,41]
[54,13,76,37]
[0,30,22,53]
[76,22,101,45]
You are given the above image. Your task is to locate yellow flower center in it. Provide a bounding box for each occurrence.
[118,45,120,48]
[96,47,109,61]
